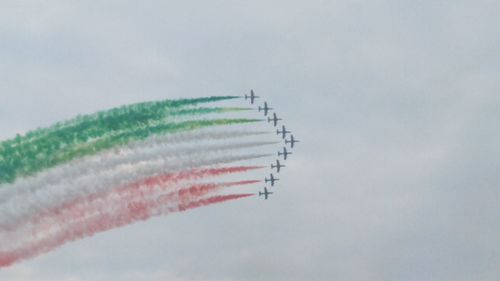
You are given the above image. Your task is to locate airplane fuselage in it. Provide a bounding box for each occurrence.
[259,102,273,116]
[277,125,291,139]
[278,147,292,160]
[259,187,273,199]
[285,135,300,148]
[271,160,285,173]
[265,174,279,186]
[244,90,259,104]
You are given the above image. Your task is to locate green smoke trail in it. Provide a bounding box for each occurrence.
[2,96,238,149]
[0,106,248,170]
[0,101,246,182]
[0,118,260,184]
[0,97,247,184]
[0,106,247,171]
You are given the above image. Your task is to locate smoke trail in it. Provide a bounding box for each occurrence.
[0,152,269,227]
[2,167,260,237]
[2,175,258,252]
[0,191,253,268]
[0,103,245,182]
[0,96,238,149]
[4,106,249,160]
[0,139,273,208]
[27,180,259,241]
[0,130,273,200]
[0,94,278,267]
[178,194,254,211]
[1,165,259,255]
[127,129,270,151]
[0,118,260,184]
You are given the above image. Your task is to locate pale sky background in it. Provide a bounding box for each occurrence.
[1,1,499,280]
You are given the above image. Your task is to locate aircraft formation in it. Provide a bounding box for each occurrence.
[244,89,300,200]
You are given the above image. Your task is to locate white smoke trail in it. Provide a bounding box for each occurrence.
[0,140,274,210]
[0,191,249,266]
[0,150,270,228]
[0,130,274,253]
[123,129,269,152]
[0,130,270,204]
[1,175,254,252]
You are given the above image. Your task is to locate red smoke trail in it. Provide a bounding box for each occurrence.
[0,180,255,268]
[178,194,254,212]
[155,181,258,212]
[6,166,261,233]
[49,180,259,231]
[61,165,261,216]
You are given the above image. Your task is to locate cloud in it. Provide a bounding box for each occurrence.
[1,1,499,280]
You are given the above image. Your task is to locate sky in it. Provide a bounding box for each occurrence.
[1,1,499,280]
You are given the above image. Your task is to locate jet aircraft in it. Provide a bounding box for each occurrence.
[276,125,291,139]
[259,187,273,200]
[278,147,292,160]
[267,112,282,127]
[271,159,285,173]
[285,134,300,148]
[258,102,273,116]
[244,89,259,104]
[264,173,279,186]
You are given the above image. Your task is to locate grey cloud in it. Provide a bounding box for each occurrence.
[1,1,499,280]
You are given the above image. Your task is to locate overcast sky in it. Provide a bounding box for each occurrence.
[1,1,499,280]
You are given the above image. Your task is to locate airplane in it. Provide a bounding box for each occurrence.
[271,159,285,173]
[259,187,273,200]
[276,125,291,139]
[264,173,279,186]
[258,102,273,116]
[285,134,300,148]
[244,89,259,104]
[267,112,282,127]
[278,147,292,160]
